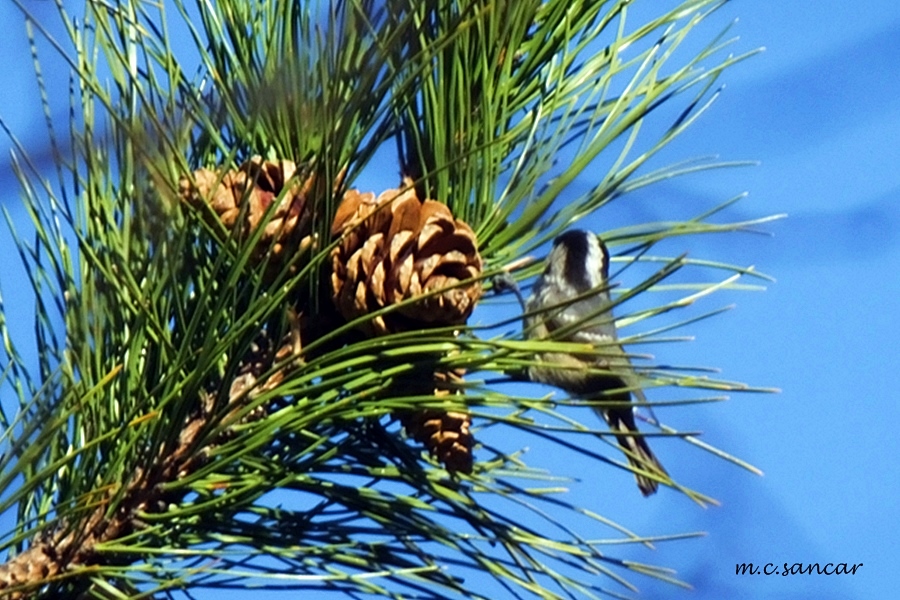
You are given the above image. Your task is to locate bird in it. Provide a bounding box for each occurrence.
[523,229,667,495]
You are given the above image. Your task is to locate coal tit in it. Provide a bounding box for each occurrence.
[524,230,667,495]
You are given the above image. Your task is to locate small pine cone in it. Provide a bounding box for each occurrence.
[399,368,473,473]
[0,541,61,599]
[179,157,316,274]
[330,180,483,335]
[400,408,474,474]
[229,311,304,405]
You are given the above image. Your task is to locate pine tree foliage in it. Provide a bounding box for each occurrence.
[0,0,778,598]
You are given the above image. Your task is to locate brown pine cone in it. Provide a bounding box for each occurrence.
[330,180,483,335]
[396,368,474,474]
[179,157,316,275]
[400,408,474,474]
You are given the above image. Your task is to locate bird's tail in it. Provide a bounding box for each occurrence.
[604,408,668,496]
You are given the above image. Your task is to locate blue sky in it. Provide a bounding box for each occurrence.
[1,1,897,598]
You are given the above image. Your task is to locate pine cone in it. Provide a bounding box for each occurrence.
[330,180,483,335]
[179,156,316,275]
[397,368,473,474]
[400,409,474,474]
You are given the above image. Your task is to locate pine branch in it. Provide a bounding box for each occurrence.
[0,325,301,598]
[0,0,775,597]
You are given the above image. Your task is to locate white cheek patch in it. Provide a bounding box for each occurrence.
[585,237,607,289]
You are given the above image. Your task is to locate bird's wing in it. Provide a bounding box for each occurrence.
[541,293,618,345]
